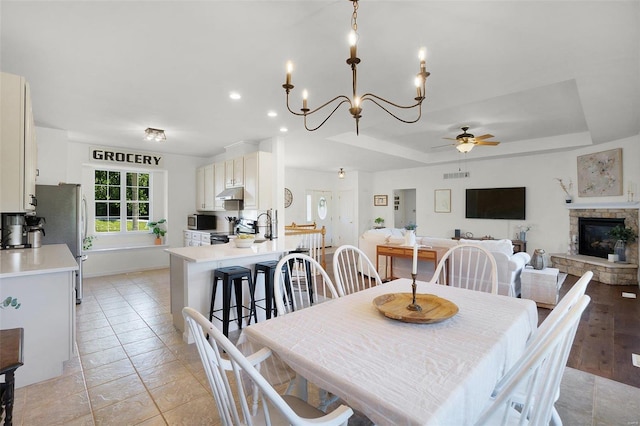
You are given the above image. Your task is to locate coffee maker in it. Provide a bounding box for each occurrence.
[1,212,30,249]
[25,215,46,248]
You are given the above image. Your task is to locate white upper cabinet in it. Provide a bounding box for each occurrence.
[243,151,272,211]
[195,164,215,211]
[225,157,244,188]
[214,162,225,211]
[1,72,37,212]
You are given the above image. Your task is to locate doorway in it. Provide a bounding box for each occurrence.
[393,188,416,229]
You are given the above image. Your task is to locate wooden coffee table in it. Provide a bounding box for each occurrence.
[376,244,449,281]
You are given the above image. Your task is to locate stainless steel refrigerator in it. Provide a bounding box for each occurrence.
[35,183,87,303]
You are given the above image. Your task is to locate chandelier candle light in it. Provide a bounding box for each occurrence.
[282,0,430,135]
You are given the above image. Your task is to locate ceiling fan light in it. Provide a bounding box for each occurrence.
[456,143,474,153]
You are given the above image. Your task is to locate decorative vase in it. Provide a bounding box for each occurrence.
[519,231,527,242]
[614,240,626,262]
[155,236,162,245]
[565,196,572,204]
[405,230,416,246]
[531,249,548,270]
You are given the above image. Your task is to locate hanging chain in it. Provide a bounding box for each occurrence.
[351,0,358,33]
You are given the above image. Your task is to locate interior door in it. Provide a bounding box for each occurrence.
[307,190,333,247]
[336,189,355,246]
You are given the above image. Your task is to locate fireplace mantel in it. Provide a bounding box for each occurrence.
[566,202,640,210]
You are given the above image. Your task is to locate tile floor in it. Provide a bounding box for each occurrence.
[9,268,640,425]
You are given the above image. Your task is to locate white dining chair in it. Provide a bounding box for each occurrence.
[429,243,498,294]
[332,244,383,296]
[273,253,341,410]
[475,294,591,426]
[274,253,340,315]
[493,270,593,426]
[182,307,353,426]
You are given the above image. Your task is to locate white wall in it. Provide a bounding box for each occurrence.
[36,126,203,276]
[370,136,640,256]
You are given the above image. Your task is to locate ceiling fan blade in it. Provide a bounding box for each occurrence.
[476,141,500,146]
[474,134,494,140]
[432,142,456,149]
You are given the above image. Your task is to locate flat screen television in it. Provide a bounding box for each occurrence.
[465,187,526,220]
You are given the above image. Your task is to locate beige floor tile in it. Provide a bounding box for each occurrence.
[116,326,158,345]
[88,373,147,410]
[157,329,184,347]
[123,335,167,357]
[110,318,149,334]
[107,311,143,326]
[162,395,221,426]
[149,374,210,412]
[130,346,178,371]
[84,358,137,389]
[81,346,128,371]
[137,359,194,390]
[76,317,111,333]
[136,415,168,426]
[25,372,86,404]
[78,333,122,355]
[23,389,91,425]
[77,325,117,342]
[93,391,160,425]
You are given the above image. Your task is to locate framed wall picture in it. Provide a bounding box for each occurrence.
[434,189,451,213]
[374,195,388,206]
[577,148,623,197]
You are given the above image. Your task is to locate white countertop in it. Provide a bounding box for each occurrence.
[165,239,297,263]
[0,244,79,278]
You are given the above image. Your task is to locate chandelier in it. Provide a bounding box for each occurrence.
[282,0,430,135]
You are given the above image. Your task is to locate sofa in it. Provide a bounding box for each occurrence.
[359,228,531,297]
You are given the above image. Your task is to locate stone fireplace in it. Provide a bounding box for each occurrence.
[550,204,638,285]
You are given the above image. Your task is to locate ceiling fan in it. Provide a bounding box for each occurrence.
[441,126,500,153]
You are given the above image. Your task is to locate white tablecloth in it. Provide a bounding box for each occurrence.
[243,279,538,425]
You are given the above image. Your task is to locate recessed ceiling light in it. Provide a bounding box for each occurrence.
[280,127,288,132]
[267,111,278,117]
[229,92,241,100]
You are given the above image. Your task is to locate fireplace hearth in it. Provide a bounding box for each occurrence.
[578,217,624,259]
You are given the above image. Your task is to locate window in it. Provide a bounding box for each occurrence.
[94,169,150,233]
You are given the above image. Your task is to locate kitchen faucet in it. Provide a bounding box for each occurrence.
[256,210,276,240]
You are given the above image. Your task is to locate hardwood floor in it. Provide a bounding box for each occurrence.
[538,274,640,388]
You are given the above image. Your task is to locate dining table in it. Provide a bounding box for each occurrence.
[242,278,538,426]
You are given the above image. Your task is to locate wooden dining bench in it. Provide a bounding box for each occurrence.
[0,328,24,426]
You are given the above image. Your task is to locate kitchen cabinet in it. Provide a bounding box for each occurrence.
[1,72,37,212]
[0,244,77,387]
[225,157,244,188]
[243,151,273,210]
[214,162,225,211]
[195,164,215,211]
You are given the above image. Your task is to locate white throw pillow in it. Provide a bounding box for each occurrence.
[459,238,514,256]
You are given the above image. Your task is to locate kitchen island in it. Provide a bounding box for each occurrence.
[166,239,296,343]
[0,244,78,387]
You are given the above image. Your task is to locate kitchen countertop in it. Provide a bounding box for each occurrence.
[165,239,296,263]
[0,244,79,278]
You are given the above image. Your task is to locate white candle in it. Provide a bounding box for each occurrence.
[412,243,418,274]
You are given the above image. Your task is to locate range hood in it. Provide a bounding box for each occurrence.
[215,187,244,201]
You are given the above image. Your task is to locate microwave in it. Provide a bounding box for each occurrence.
[188,214,217,230]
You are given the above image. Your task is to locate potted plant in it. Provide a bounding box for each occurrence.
[374,217,385,229]
[608,225,637,262]
[148,219,167,245]
[404,223,417,246]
